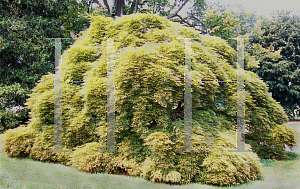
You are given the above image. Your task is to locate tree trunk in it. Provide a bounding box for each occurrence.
[134,0,138,14]
[115,0,124,17]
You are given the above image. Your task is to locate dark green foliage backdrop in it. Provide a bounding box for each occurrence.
[0,0,93,131]
[247,11,300,119]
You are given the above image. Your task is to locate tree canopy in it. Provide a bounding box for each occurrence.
[3,13,296,186]
[246,11,300,119]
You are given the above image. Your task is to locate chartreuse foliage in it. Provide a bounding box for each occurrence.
[2,125,36,158]
[3,13,297,186]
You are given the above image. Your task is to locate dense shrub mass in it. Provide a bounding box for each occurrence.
[2,125,36,157]
[0,83,31,131]
[3,13,297,186]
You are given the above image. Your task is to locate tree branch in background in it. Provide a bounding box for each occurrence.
[190,14,201,22]
[102,0,111,15]
[169,14,189,23]
[167,0,189,19]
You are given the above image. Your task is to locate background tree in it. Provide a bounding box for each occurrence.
[246,11,300,119]
[0,0,91,131]
[99,0,208,26]
[200,4,260,49]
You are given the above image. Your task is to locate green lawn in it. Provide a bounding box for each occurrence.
[1,122,300,189]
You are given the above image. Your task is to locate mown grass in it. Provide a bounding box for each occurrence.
[0,122,300,189]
